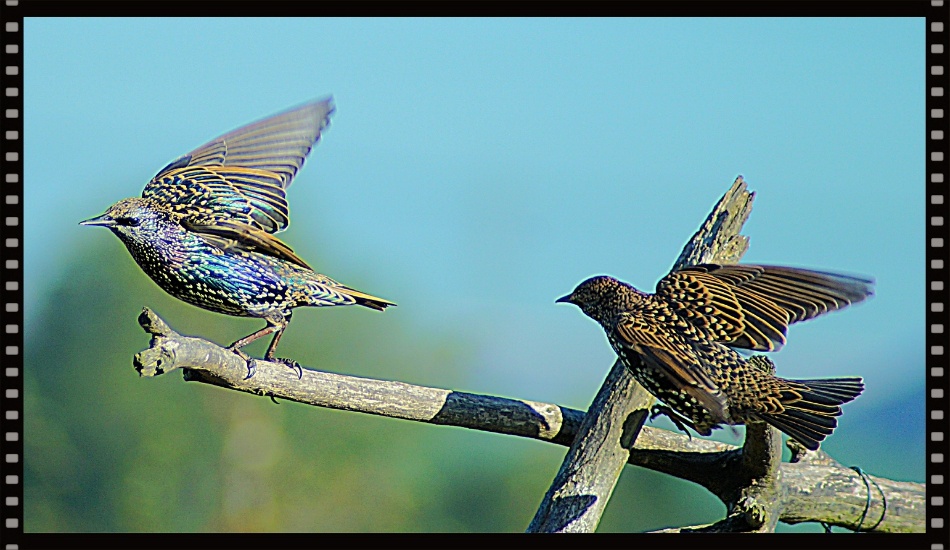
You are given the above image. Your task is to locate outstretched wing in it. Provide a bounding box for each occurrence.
[614,310,728,421]
[656,264,874,352]
[143,98,335,234]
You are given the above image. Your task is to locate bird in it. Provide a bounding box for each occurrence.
[556,264,873,450]
[80,97,395,379]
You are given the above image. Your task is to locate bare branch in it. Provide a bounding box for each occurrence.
[643,442,924,534]
[672,176,754,269]
[132,303,923,532]
[526,359,652,533]
[779,447,925,533]
[136,307,580,445]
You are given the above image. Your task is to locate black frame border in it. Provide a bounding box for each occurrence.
[0,2,945,548]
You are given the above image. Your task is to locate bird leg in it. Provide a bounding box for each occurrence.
[263,325,286,360]
[262,318,303,380]
[228,322,283,379]
[649,404,697,440]
[229,322,282,351]
[227,318,303,380]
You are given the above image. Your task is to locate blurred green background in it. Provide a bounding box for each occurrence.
[24,17,924,532]
[25,240,731,532]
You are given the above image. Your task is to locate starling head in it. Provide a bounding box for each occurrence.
[556,275,640,327]
[80,197,177,243]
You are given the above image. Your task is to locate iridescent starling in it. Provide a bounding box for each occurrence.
[81,98,394,377]
[557,264,872,450]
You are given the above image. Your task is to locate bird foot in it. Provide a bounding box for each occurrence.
[272,357,303,380]
[226,345,302,380]
[649,405,694,440]
[244,359,261,380]
[226,346,258,379]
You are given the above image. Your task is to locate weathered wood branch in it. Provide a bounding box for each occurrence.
[645,444,924,534]
[132,305,924,532]
[525,357,653,533]
[135,308,576,444]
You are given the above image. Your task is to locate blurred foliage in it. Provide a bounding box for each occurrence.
[25,239,920,532]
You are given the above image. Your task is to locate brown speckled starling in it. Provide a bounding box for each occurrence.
[80,98,394,378]
[557,264,872,450]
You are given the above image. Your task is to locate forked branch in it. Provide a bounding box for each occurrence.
[133,297,923,532]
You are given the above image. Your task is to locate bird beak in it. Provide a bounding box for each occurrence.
[79,213,116,227]
[555,294,573,304]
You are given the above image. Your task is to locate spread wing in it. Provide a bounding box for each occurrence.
[614,311,728,421]
[656,264,874,352]
[143,97,335,234]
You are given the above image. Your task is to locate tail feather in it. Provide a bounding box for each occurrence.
[789,378,864,403]
[758,377,864,451]
[780,397,841,416]
[760,410,835,451]
[780,406,840,428]
[340,286,396,311]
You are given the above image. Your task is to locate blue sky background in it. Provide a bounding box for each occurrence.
[23,16,925,524]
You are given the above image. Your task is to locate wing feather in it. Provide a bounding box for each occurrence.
[182,218,312,270]
[614,313,728,420]
[657,264,873,351]
[143,98,334,234]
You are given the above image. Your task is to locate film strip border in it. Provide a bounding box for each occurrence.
[931,2,950,548]
[0,3,944,547]
[0,0,21,547]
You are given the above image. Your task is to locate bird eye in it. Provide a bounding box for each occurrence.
[120,216,142,227]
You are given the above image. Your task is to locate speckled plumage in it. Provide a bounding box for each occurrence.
[81,98,394,376]
[557,265,872,450]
